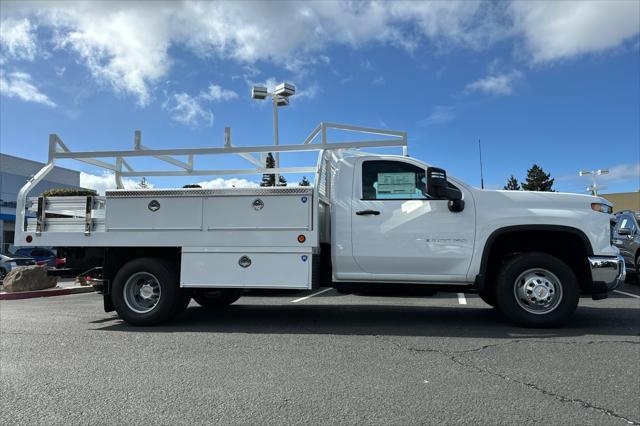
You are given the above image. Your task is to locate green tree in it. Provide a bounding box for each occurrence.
[522,164,555,192]
[260,153,276,187]
[260,153,287,187]
[299,176,310,186]
[182,184,202,188]
[137,177,149,189]
[503,175,521,190]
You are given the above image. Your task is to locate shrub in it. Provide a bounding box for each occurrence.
[41,188,97,197]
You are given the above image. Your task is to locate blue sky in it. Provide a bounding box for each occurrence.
[0,1,639,194]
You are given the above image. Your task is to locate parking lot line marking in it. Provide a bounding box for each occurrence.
[291,288,334,303]
[613,290,640,299]
[457,293,467,305]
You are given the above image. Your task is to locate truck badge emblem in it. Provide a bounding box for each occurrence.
[301,196,308,203]
[252,199,264,211]
[301,255,308,262]
[239,256,252,268]
[148,200,160,212]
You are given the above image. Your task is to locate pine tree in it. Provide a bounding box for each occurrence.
[137,177,149,189]
[522,164,555,192]
[503,175,521,190]
[299,176,310,186]
[260,153,276,187]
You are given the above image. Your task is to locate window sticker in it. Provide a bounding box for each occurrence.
[377,172,416,195]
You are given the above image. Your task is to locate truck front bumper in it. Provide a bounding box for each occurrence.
[588,255,625,299]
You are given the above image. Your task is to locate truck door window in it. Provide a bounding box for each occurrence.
[362,160,429,200]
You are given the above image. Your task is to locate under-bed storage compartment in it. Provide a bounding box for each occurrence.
[180,250,313,289]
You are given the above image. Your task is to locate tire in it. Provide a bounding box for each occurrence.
[192,289,243,308]
[495,252,579,328]
[111,257,180,326]
[478,289,496,307]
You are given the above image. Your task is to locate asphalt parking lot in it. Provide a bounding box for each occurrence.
[1,282,639,425]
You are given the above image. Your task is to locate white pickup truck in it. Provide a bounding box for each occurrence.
[14,122,625,327]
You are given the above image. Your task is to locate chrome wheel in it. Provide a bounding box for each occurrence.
[513,268,563,315]
[123,272,162,314]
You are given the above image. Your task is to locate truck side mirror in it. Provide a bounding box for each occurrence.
[426,167,464,212]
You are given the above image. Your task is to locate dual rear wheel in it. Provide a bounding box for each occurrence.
[111,258,241,326]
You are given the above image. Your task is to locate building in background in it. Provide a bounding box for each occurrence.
[601,191,640,213]
[0,154,81,252]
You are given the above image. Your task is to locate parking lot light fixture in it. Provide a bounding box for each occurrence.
[251,82,296,183]
[579,169,609,196]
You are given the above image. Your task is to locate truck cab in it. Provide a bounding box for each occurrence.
[321,152,624,327]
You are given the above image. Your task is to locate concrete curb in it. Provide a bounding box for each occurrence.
[0,285,95,300]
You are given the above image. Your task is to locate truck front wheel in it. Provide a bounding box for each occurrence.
[495,252,579,327]
[112,257,180,326]
[192,289,243,308]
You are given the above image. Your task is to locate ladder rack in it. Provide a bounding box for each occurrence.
[16,122,408,233]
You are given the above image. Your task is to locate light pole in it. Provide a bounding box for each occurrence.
[251,82,296,185]
[579,169,609,195]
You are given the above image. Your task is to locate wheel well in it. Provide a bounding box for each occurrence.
[480,228,592,294]
[103,247,180,293]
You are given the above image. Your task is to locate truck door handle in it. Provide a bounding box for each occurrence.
[356,209,380,216]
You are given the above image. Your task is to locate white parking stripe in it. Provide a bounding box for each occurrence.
[457,293,467,305]
[291,288,334,303]
[613,290,640,299]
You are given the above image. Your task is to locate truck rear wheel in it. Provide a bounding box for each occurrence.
[112,257,180,326]
[495,252,579,327]
[192,289,243,308]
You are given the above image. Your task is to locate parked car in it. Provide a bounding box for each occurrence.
[612,211,640,280]
[13,247,61,268]
[0,253,37,281]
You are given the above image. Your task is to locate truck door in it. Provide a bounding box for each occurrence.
[351,159,475,280]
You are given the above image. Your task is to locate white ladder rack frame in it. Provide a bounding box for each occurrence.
[16,122,408,234]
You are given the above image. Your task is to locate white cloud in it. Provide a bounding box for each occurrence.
[466,70,523,95]
[371,76,385,85]
[48,4,172,106]
[597,163,640,184]
[162,82,237,126]
[418,105,456,126]
[0,2,510,104]
[163,92,214,127]
[296,82,319,99]
[0,71,56,106]
[558,162,640,192]
[511,1,640,63]
[201,84,238,102]
[195,177,258,189]
[80,172,150,195]
[0,18,38,60]
[81,172,259,194]
[1,1,637,107]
